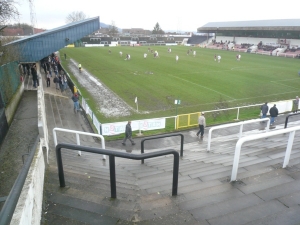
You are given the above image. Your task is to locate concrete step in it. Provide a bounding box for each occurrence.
[207,199,287,225]
[244,205,300,225]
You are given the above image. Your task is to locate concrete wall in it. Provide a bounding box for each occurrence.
[5,82,24,125]
[10,143,45,225]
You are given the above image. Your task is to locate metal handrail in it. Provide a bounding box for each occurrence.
[0,136,39,225]
[284,112,300,128]
[56,143,179,198]
[140,133,184,164]
[207,118,270,152]
[231,125,300,181]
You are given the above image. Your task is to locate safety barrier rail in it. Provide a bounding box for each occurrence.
[284,113,300,128]
[207,118,270,151]
[53,128,106,159]
[140,133,184,164]
[0,136,39,225]
[231,125,300,181]
[56,143,179,198]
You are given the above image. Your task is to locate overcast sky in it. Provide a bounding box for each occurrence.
[16,0,299,32]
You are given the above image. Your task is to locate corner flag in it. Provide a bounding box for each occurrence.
[135,97,138,112]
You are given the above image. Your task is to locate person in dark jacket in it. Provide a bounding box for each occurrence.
[122,121,135,146]
[31,64,38,88]
[269,104,278,125]
[260,102,269,118]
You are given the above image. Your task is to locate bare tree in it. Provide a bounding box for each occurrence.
[108,21,118,37]
[152,22,164,35]
[0,0,19,24]
[65,11,87,24]
[0,0,20,66]
[0,36,21,65]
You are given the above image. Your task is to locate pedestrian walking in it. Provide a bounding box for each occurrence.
[122,121,135,145]
[196,112,206,139]
[269,104,278,125]
[260,102,269,118]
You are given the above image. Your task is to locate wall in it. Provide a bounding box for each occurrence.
[10,143,45,225]
[5,82,24,125]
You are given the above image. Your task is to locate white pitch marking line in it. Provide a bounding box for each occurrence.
[166,73,236,100]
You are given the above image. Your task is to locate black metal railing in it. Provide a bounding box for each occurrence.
[140,133,184,164]
[0,136,39,225]
[284,113,300,128]
[56,143,179,198]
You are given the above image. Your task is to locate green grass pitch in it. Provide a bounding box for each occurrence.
[61,45,300,123]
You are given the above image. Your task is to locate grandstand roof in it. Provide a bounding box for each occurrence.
[5,17,100,62]
[198,19,300,32]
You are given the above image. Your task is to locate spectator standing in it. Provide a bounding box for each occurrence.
[42,61,47,74]
[46,71,51,87]
[269,104,278,125]
[53,75,59,90]
[293,96,299,113]
[260,102,269,118]
[31,64,38,88]
[71,92,80,113]
[58,75,63,91]
[196,112,206,139]
[122,121,135,146]
[62,74,68,91]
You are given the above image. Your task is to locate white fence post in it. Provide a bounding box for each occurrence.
[283,131,295,168]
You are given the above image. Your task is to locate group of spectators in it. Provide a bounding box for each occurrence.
[21,63,39,88]
[260,96,299,126]
[41,53,68,92]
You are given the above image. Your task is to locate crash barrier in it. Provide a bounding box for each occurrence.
[231,125,300,181]
[56,143,179,198]
[140,133,184,164]
[284,113,300,128]
[207,118,270,151]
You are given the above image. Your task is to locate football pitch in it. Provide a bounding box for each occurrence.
[61,45,300,123]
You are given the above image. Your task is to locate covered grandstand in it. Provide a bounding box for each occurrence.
[197,19,300,58]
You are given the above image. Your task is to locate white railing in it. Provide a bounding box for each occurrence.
[207,118,270,151]
[231,125,300,181]
[53,128,106,159]
[277,52,298,58]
